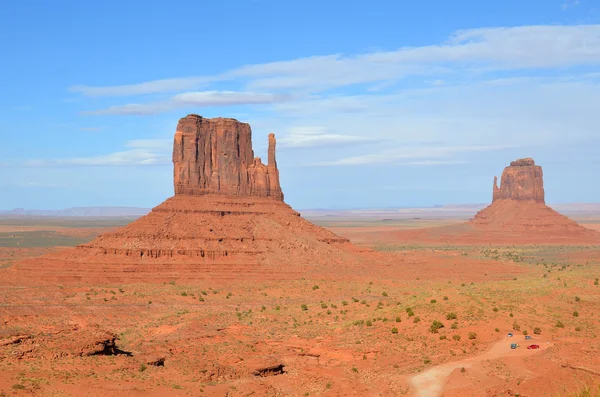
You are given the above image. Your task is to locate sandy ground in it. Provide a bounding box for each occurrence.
[0,216,599,396]
[410,336,552,397]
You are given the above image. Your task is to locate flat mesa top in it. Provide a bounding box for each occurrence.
[180,114,242,123]
[509,158,536,167]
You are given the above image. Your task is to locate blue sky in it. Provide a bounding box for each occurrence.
[1,0,599,210]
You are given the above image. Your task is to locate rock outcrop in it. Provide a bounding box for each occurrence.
[493,158,544,203]
[466,158,600,242]
[15,114,362,283]
[173,115,283,200]
[492,158,545,203]
[392,157,600,244]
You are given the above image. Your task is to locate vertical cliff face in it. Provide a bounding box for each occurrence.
[173,114,283,200]
[492,158,545,203]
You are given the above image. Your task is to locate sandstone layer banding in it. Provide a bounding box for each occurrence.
[393,158,600,244]
[14,115,362,283]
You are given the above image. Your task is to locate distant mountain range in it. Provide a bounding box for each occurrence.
[0,207,151,217]
[1,203,598,218]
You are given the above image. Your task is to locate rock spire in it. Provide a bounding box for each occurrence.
[173,114,283,200]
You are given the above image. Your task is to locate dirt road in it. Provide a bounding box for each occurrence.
[409,336,553,397]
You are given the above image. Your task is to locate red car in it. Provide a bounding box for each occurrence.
[527,344,540,350]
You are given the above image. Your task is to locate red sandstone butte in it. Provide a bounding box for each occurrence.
[469,158,600,240]
[173,115,283,200]
[389,157,600,245]
[13,114,363,284]
[492,158,545,203]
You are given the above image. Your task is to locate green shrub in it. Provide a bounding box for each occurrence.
[573,311,579,317]
[533,327,541,335]
[493,307,499,312]
[495,328,500,332]
[430,320,445,333]
[312,285,319,290]
[366,320,373,327]
[321,303,328,309]
[468,332,477,340]
[140,364,147,372]
[451,322,458,330]
[575,296,581,302]
[556,320,565,328]
[382,291,388,297]
[452,334,461,341]
[430,299,437,304]
[439,335,447,340]
[301,304,308,311]
[180,292,187,296]
[413,316,421,323]
[446,312,457,320]
[391,327,399,334]
[523,330,528,336]
[342,301,348,306]
[512,321,521,331]
[575,326,581,332]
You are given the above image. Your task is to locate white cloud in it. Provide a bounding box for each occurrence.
[15,181,67,188]
[313,145,514,166]
[58,24,600,172]
[82,102,174,116]
[69,77,212,97]
[24,139,171,167]
[83,91,289,115]
[173,91,289,106]
[70,24,600,98]
[278,126,375,148]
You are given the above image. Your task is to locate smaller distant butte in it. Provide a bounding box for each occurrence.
[392,158,600,244]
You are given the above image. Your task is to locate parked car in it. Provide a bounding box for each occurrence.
[507,333,513,337]
[511,343,518,349]
[527,344,540,350]
[525,335,532,340]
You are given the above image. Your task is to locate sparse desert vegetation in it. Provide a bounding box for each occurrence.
[1,214,599,396]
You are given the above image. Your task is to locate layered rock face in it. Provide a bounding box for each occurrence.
[492,158,545,203]
[467,158,600,242]
[173,115,283,200]
[15,114,359,283]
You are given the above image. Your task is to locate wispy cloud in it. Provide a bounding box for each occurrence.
[55,24,600,173]
[83,91,289,115]
[278,126,375,148]
[312,145,515,166]
[71,25,600,99]
[561,0,580,10]
[69,77,212,97]
[15,181,67,188]
[23,139,171,167]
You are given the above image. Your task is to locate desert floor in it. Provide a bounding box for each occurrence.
[1,214,599,396]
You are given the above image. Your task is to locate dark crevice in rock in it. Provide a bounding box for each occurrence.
[252,364,286,377]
